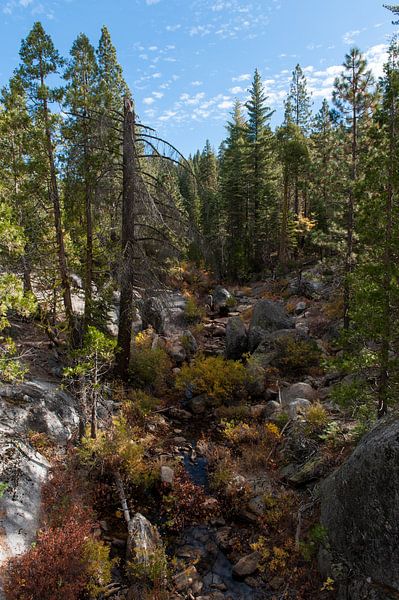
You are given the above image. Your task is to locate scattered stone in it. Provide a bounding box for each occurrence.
[233,552,260,578]
[295,301,307,314]
[281,382,317,407]
[225,316,248,360]
[287,398,312,419]
[173,565,201,592]
[287,455,327,486]
[161,465,174,486]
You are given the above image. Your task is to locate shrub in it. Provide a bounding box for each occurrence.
[184,297,205,323]
[175,355,248,404]
[126,545,168,589]
[161,467,219,531]
[78,417,157,489]
[122,390,161,423]
[129,345,171,393]
[274,336,321,374]
[83,537,118,598]
[305,403,329,435]
[221,420,260,444]
[3,517,91,600]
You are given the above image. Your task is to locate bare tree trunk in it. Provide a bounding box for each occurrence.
[343,71,358,330]
[378,86,396,418]
[115,98,136,379]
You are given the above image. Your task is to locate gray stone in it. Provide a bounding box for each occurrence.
[232,552,260,577]
[160,465,174,485]
[320,415,399,599]
[295,301,307,314]
[225,317,248,360]
[248,300,293,352]
[141,296,167,334]
[281,382,317,407]
[188,394,209,414]
[212,286,232,308]
[126,513,162,566]
[287,398,312,419]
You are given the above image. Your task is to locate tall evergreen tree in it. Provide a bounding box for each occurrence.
[333,47,375,329]
[17,22,74,332]
[245,69,276,272]
[220,101,248,279]
[64,33,99,330]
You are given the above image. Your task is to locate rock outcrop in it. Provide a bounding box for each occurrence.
[320,415,399,600]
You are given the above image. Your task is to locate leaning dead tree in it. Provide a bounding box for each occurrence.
[115,96,195,379]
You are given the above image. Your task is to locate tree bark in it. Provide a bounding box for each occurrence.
[115,98,136,379]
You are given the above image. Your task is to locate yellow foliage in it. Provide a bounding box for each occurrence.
[83,538,118,598]
[175,355,248,404]
[305,403,329,434]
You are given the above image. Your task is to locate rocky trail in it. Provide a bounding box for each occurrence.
[1,265,396,599]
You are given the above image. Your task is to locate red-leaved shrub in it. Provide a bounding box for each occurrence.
[3,516,92,600]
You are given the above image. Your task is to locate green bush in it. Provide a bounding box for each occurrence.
[274,336,321,374]
[175,354,248,404]
[184,297,205,323]
[129,346,171,393]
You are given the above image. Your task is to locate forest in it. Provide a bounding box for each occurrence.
[0,3,399,600]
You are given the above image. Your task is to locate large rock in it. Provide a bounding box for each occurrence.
[0,439,49,597]
[0,380,79,444]
[251,329,306,368]
[281,382,317,407]
[232,552,260,578]
[249,300,293,352]
[0,379,79,598]
[126,513,162,565]
[141,296,167,334]
[212,286,232,309]
[320,416,399,599]
[225,317,248,360]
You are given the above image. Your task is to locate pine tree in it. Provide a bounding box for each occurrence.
[333,47,375,329]
[284,64,312,133]
[220,101,248,279]
[245,69,276,272]
[284,64,312,216]
[351,39,399,417]
[17,22,74,333]
[64,33,99,330]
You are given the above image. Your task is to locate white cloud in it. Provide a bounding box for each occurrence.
[146,0,160,4]
[19,0,32,6]
[153,91,164,99]
[229,86,243,94]
[343,30,360,45]
[191,80,203,87]
[232,73,251,82]
[166,24,181,31]
[152,72,162,78]
[143,97,155,105]
[218,99,234,109]
[365,43,388,78]
[148,45,158,51]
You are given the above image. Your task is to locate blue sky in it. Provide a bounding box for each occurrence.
[0,0,396,155]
